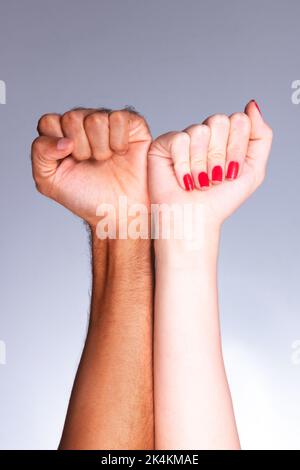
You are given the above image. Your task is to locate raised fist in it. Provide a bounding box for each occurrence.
[32,108,152,227]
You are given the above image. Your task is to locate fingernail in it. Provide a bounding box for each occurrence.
[57,138,71,150]
[183,174,194,191]
[198,171,209,188]
[226,161,239,180]
[212,165,223,182]
[251,99,262,115]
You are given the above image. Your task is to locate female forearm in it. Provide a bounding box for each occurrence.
[59,234,154,450]
[154,234,240,450]
[149,99,272,450]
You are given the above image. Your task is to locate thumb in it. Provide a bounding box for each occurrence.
[148,131,192,191]
[31,136,73,194]
[128,112,152,144]
[244,100,273,182]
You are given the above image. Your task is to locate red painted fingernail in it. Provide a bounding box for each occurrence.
[183,173,194,191]
[198,171,209,188]
[226,161,239,180]
[251,99,262,115]
[212,165,223,182]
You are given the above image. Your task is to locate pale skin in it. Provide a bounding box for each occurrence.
[31,108,154,449]
[148,100,273,449]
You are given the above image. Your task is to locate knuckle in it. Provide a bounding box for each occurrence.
[109,110,126,123]
[37,113,56,132]
[230,112,250,129]
[209,113,230,128]
[61,110,83,128]
[198,123,211,137]
[84,111,108,128]
[191,124,210,139]
[173,131,190,146]
[124,106,140,117]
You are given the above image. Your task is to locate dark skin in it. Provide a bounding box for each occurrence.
[60,236,154,449]
[31,109,154,449]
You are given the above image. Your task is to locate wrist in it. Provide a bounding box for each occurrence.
[154,223,221,270]
[89,231,153,325]
[91,231,153,277]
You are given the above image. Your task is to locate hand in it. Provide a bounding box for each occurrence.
[148,100,273,230]
[31,108,152,227]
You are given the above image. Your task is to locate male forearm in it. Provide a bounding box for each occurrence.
[154,233,240,450]
[60,233,154,450]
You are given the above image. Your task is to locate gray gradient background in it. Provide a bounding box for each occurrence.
[0,0,299,449]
